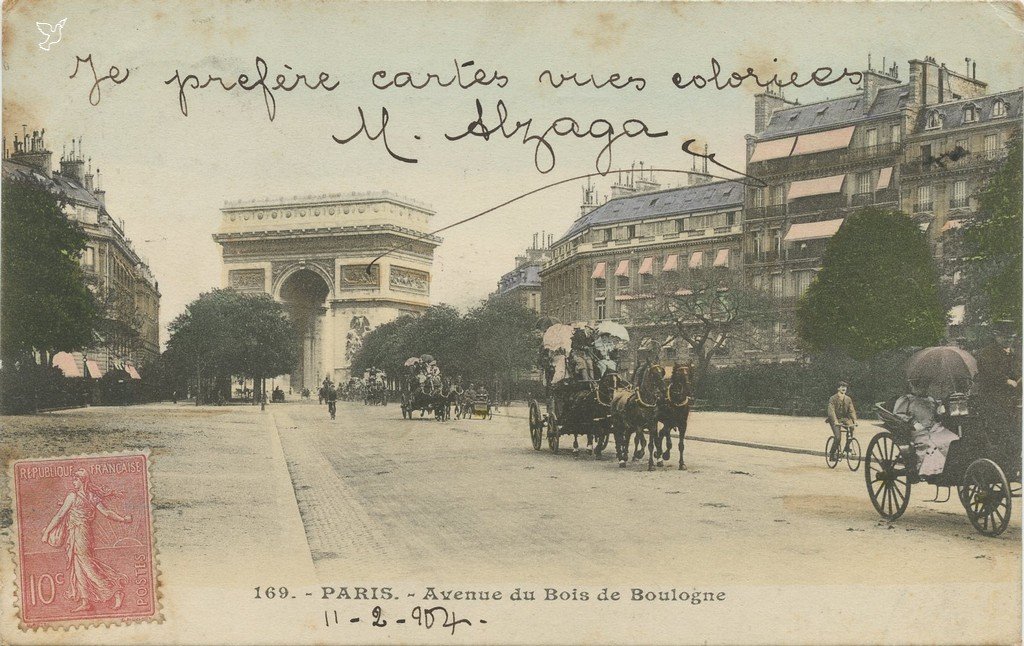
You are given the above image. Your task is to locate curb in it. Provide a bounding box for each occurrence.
[493,409,828,458]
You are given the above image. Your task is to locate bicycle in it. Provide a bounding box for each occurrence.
[826,423,861,471]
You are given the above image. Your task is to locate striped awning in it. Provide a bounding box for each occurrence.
[749,136,796,162]
[713,249,730,268]
[787,174,846,200]
[125,363,142,380]
[53,352,83,378]
[614,259,630,277]
[784,218,844,242]
[791,126,855,156]
[638,257,654,275]
[663,254,678,271]
[85,359,103,378]
[688,251,704,269]
[591,262,607,279]
[942,219,963,232]
[877,167,893,190]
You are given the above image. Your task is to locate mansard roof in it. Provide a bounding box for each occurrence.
[558,180,744,242]
[1,159,108,215]
[760,85,910,139]
[915,88,1023,131]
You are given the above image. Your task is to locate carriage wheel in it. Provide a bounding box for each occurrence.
[962,458,1012,537]
[824,437,839,469]
[864,432,911,521]
[546,410,560,452]
[528,400,543,450]
[845,437,862,472]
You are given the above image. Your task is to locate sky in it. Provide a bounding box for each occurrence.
[3,1,1023,346]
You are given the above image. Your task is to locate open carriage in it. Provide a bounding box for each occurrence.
[467,397,494,420]
[528,377,616,455]
[864,347,1021,537]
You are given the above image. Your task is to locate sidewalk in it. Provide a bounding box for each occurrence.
[496,403,867,457]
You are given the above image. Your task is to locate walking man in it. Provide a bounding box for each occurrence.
[326,381,338,420]
[827,381,857,461]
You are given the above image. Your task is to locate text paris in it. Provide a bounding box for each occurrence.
[446,99,667,174]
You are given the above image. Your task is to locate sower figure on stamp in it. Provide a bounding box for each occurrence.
[41,468,132,612]
[827,381,857,461]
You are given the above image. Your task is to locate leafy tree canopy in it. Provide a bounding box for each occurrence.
[796,207,945,360]
[960,130,1022,329]
[0,176,100,363]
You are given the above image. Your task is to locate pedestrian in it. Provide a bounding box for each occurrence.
[974,321,1022,464]
[171,390,178,405]
[826,381,857,461]
[327,382,338,420]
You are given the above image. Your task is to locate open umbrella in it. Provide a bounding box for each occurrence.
[596,320,630,342]
[542,324,574,353]
[905,346,978,399]
[404,357,421,367]
[420,353,436,364]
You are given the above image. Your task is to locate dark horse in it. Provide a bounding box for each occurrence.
[611,362,666,470]
[655,363,693,470]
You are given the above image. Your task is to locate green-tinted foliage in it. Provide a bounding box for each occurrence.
[163,289,298,385]
[796,207,945,360]
[0,176,100,362]
[960,131,1022,329]
[351,297,538,387]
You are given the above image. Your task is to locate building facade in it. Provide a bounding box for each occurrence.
[2,130,161,379]
[495,232,553,313]
[213,192,441,389]
[743,56,1020,357]
[541,172,744,362]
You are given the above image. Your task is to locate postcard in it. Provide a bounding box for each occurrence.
[1,1,1022,644]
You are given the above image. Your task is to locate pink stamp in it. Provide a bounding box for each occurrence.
[10,451,160,629]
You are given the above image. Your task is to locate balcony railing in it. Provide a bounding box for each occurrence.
[749,141,903,175]
[901,149,1009,176]
[949,197,970,210]
[744,251,782,264]
[913,201,934,214]
[788,194,846,216]
[746,204,787,220]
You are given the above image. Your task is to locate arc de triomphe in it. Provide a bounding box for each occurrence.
[213,192,440,391]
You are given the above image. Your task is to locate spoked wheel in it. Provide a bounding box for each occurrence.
[528,400,543,451]
[962,458,1012,537]
[864,432,911,521]
[546,410,560,452]
[845,437,862,472]
[825,437,839,469]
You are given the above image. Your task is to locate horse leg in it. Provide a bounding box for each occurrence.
[572,434,580,457]
[612,421,627,467]
[678,410,690,471]
[661,422,673,462]
[648,424,657,471]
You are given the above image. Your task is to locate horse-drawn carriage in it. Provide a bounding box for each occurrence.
[864,346,1021,537]
[528,376,615,456]
[400,355,449,420]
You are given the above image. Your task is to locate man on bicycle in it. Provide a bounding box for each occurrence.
[827,381,857,461]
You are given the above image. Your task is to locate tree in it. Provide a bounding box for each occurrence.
[796,207,945,360]
[634,268,778,383]
[164,289,297,403]
[959,130,1022,329]
[0,176,100,365]
[463,295,539,396]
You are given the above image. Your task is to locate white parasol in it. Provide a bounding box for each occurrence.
[542,324,575,353]
[404,357,421,367]
[596,320,630,342]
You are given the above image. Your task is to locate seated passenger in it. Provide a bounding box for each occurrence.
[897,392,959,477]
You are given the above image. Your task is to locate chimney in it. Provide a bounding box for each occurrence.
[862,66,901,109]
[84,158,94,191]
[8,127,53,177]
[753,89,797,135]
[93,168,106,207]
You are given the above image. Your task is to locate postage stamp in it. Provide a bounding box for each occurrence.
[10,451,160,629]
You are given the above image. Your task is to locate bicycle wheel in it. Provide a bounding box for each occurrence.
[825,436,839,469]
[845,437,862,472]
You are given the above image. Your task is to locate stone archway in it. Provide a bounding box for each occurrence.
[278,268,331,392]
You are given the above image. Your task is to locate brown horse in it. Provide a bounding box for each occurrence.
[656,364,693,470]
[610,362,666,470]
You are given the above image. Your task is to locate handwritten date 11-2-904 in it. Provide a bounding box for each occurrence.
[324,605,485,635]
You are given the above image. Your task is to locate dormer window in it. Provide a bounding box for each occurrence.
[926,111,941,130]
[992,99,1008,118]
[963,104,978,123]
